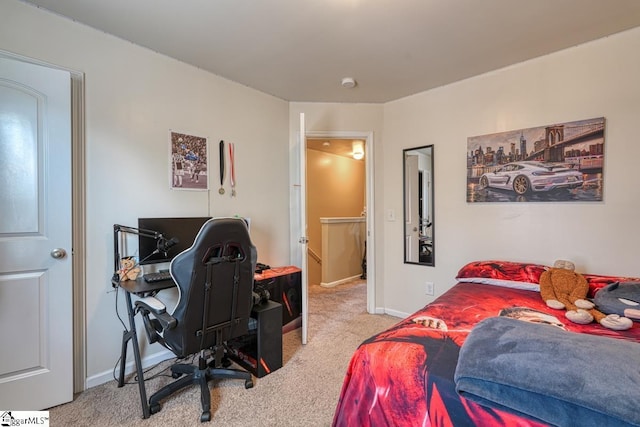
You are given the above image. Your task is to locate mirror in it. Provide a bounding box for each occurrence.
[403,145,434,266]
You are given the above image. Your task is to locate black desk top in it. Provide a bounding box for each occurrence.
[112,277,175,295]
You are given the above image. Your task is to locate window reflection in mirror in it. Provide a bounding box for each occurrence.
[403,145,434,266]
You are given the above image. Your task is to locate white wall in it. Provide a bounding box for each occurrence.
[383,27,640,316]
[1,0,290,386]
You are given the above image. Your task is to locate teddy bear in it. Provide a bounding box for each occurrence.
[539,259,632,330]
[118,257,141,281]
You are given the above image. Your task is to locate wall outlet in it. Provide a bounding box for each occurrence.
[425,281,434,296]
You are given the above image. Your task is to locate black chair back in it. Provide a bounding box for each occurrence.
[164,217,256,357]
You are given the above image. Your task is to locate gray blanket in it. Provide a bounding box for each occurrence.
[454,317,640,427]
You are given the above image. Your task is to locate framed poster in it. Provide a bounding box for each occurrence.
[466,117,605,202]
[169,130,208,191]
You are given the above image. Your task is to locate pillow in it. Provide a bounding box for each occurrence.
[456,260,548,291]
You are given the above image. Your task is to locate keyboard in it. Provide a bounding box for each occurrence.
[143,271,172,283]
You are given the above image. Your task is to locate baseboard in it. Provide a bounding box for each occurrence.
[85,348,174,389]
[383,307,410,318]
[372,307,386,315]
[320,274,362,288]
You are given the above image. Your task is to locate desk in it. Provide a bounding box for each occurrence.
[112,276,175,419]
[113,268,296,417]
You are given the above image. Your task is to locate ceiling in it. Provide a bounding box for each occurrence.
[20,0,640,103]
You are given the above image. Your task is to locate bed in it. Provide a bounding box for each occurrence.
[332,261,640,427]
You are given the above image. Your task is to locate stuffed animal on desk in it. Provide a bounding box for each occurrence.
[119,257,141,281]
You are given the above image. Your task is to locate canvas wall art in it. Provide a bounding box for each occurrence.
[466,117,605,203]
[169,130,208,191]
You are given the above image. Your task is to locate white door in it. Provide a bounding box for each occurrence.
[298,113,309,344]
[404,154,420,263]
[0,56,73,409]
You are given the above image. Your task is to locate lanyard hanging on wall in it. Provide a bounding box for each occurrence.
[218,140,225,195]
[229,142,236,197]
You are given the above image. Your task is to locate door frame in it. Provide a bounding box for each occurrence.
[1,50,87,393]
[404,153,420,263]
[71,70,86,393]
[305,130,375,313]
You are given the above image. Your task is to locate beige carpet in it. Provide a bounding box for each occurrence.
[49,280,399,426]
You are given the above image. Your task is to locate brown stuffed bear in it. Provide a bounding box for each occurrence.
[118,257,141,281]
[539,260,632,330]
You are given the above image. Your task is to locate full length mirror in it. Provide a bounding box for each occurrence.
[403,145,434,266]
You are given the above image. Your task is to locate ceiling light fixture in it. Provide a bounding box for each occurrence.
[352,140,365,160]
[341,77,357,89]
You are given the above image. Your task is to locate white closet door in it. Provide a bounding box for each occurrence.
[0,56,73,410]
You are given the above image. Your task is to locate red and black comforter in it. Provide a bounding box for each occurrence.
[332,261,640,427]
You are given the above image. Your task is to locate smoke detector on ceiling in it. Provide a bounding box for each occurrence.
[341,77,357,89]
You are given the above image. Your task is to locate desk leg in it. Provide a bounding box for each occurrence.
[118,291,150,419]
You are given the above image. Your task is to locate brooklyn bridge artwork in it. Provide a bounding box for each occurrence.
[467,117,605,203]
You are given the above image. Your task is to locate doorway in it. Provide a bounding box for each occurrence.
[304,131,375,314]
[305,138,366,287]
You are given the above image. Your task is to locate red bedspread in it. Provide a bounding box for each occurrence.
[332,281,640,427]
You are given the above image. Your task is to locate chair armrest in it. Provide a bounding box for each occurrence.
[135,296,166,314]
[135,297,177,330]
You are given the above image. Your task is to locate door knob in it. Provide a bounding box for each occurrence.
[51,248,67,259]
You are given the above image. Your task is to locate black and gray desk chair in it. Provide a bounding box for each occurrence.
[135,217,256,422]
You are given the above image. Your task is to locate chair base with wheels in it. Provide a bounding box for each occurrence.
[149,347,254,422]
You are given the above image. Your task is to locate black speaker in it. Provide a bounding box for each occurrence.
[227,300,282,378]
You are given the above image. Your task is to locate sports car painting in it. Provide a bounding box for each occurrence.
[466,117,605,203]
[479,161,583,195]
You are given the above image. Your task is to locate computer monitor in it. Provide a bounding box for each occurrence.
[137,217,212,265]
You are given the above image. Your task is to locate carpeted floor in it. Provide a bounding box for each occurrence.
[49,280,399,426]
